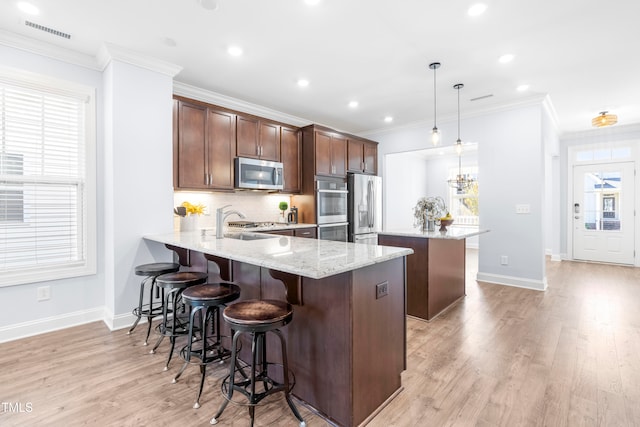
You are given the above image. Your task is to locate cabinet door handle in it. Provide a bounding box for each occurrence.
[204,173,208,185]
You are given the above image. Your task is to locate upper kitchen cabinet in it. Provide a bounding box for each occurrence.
[347,138,378,175]
[302,125,347,178]
[173,97,235,191]
[236,115,280,162]
[280,125,301,193]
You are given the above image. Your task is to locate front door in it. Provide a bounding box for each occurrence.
[573,162,635,264]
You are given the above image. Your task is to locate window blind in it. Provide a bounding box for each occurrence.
[0,76,90,282]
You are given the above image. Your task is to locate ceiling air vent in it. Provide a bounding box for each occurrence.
[470,94,493,102]
[25,21,71,39]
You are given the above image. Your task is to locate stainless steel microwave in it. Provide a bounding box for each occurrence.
[234,157,284,190]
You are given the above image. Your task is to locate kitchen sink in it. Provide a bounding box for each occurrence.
[223,233,279,241]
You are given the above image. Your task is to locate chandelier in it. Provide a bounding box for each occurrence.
[429,62,441,146]
[591,111,617,127]
[448,83,476,194]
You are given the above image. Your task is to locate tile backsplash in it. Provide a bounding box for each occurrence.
[173,191,294,230]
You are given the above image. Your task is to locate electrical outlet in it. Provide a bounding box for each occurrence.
[376,282,388,299]
[516,204,531,214]
[37,286,50,301]
[501,256,508,265]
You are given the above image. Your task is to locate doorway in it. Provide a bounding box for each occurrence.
[572,162,635,264]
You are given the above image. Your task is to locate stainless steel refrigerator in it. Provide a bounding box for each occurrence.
[348,173,382,244]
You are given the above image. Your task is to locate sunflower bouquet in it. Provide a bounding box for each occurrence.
[181,201,205,216]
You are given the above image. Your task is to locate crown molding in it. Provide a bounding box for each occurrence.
[561,122,640,142]
[97,43,182,77]
[0,29,99,70]
[173,81,312,127]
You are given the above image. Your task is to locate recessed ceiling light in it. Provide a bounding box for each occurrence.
[17,1,39,15]
[498,54,514,64]
[304,0,322,5]
[227,46,243,57]
[467,3,487,16]
[516,84,529,92]
[297,79,309,87]
[198,0,218,11]
[384,116,393,123]
[348,101,358,108]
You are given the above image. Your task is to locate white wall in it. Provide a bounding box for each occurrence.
[384,153,429,229]
[369,99,550,290]
[0,45,105,340]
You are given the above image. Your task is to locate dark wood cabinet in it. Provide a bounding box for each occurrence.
[347,138,378,174]
[236,115,280,161]
[280,126,301,193]
[173,99,235,190]
[262,229,295,236]
[294,227,316,239]
[312,129,346,177]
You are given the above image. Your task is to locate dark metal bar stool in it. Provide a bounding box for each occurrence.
[150,271,208,371]
[210,299,305,427]
[128,262,180,345]
[172,282,241,409]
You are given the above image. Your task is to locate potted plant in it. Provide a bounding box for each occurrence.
[279,201,288,220]
[413,196,446,231]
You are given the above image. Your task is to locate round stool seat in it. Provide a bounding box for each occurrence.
[223,299,293,333]
[182,283,241,307]
[134,262,180,277]
[156,271,208,289]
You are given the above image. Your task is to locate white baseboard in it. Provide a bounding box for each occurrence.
[476,272,547,291]
[103,306,142,332]
[0,307,104,344]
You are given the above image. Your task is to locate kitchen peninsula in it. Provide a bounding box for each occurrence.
[144,231,413,427]
[378,227,489,321]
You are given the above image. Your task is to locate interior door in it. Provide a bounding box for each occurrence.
[573,162,635,264]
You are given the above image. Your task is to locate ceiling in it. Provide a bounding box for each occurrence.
[1,0,639,136]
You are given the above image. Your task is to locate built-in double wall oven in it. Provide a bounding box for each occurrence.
[316,178,348,241]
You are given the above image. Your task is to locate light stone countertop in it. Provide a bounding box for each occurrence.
[144,231,413,280]
[379,226,490,240]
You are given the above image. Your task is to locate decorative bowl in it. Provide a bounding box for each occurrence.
[439,218,454,231]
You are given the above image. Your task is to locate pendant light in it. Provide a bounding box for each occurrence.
[429,62,441,146]
[448,83,476,194]
[591,111,618,127]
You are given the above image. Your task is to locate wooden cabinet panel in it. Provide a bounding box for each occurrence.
[331,135,347,177]
[315,131,332,176]
[281,126,300,193]
[207,109,235,190]
[347,138,377,174]
[294,227,317,239]
[262,229,295,236]
[176,101,208,189]
[363,141,377,174]
[236,115,260,158]
[259,121,280,161]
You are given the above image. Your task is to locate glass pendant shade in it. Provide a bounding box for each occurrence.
[431,127,440,145]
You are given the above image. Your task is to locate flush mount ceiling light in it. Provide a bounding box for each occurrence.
[429,62,441,146]
[384,116,393,123]
[591,111,618,127]
[297,79,309,87]
[468,3,487,16]
[448,83,476,194]
[498,54,514,64]
[17,1,39,15]
[227,46,243,56]
[348,101,358,108]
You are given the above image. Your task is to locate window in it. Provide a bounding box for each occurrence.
[0,68,96,287]
[448,165,478,226]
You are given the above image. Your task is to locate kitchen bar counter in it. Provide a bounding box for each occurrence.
[379,227,488,321]
[143,231,412,427]
[145,230,412,279]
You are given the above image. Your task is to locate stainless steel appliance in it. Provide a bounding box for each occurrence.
[317,222,349,242]
[287,206,299,224]
[316,179,348,224]
[234,157,284,190]
[315,178,349,241]
[348,173,382,244]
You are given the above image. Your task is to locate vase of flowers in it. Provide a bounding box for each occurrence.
[413,196,446,232]
[178,201,205,231]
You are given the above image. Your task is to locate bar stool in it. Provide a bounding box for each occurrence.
[210,299,305,427]
[172,282,241,409]
[150,271,208,371]
[128,262,180,345]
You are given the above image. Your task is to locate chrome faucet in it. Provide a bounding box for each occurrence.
[216,204,246,238]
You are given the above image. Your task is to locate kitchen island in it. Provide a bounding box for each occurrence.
[144,231,412,427]
[378,227,488,321]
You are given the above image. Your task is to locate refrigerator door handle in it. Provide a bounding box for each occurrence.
[367,179,374,228]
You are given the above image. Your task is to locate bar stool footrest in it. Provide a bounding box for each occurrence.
[219,362,296,407]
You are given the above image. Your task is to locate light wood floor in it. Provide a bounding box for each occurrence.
[2,251,640,426]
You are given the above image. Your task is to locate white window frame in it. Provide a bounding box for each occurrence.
[0,67,96,287]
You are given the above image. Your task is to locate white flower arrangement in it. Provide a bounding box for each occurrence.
[413,196,446,228]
